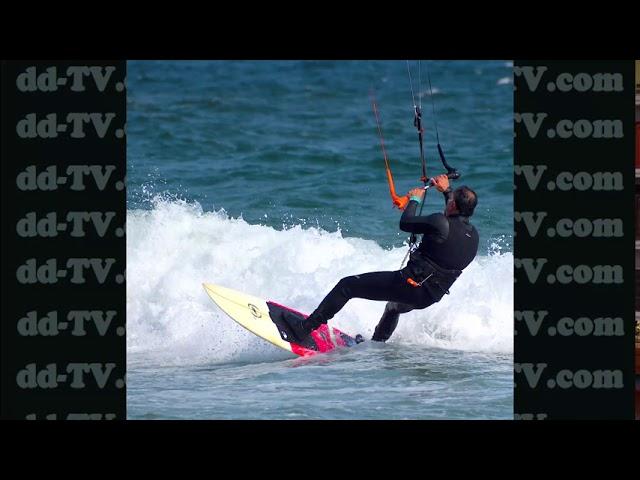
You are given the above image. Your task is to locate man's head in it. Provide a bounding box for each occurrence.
[446,186,477,217]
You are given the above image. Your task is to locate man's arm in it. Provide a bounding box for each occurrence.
[432,174,453,207]
[398,174,452,238]
[442,187,453,206]
[399,198,449,239]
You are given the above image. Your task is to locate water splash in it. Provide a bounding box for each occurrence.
[127,197,513,366]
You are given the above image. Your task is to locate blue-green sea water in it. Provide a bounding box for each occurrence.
[126,60,514,419]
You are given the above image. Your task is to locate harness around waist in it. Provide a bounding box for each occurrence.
[404,251,462,294]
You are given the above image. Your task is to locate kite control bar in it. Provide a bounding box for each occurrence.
[392,170,461,209]
[423,170,461,190]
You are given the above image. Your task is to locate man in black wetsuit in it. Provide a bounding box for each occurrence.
[290,174,479,342]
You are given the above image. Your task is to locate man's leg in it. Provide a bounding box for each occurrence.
[285,271,423,340]
[307,271,406,326]
[371,302,414,342]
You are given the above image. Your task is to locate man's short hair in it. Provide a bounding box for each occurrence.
[453,186,477,216]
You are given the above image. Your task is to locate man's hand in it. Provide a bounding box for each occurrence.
[407,187,425,200]
[431,174,450,193]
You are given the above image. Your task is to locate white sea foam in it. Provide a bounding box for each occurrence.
[127,197,513,366]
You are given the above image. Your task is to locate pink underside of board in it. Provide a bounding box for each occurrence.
[268,301,349,357]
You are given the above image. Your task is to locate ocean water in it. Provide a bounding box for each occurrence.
[126,60,514,419]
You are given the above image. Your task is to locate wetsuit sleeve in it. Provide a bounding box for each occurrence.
[399,200,449,239]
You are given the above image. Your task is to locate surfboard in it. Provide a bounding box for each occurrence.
[202,283,364,357]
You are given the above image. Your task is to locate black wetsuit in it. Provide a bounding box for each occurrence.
[304,189,479,342]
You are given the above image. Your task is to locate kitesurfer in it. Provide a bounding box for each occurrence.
[289,174,479,342]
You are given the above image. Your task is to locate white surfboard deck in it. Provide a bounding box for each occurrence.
[202,283,360,356]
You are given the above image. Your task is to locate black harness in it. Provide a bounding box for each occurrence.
[402,250,462,298]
